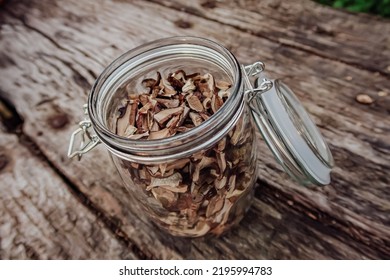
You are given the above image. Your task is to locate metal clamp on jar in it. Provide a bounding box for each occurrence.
[68,37,334,237]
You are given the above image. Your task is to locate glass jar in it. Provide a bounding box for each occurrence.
[68,37,334,237]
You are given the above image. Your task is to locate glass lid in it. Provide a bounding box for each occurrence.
[249,78,334,185]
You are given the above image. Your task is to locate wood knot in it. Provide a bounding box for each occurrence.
[201,0,217,9]
[0,153,9,172]
[47,113,69,129]
[174,19,193,29]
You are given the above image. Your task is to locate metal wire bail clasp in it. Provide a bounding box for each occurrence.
[67,104,100,160]
[243,61,273,102]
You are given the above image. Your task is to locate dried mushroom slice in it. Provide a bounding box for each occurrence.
[148,128,171,140]
[216,151,227,174]
[159,78,177,97]
[152,187,177,209]
[195,73,215,98]
[211,95,223,114]
[167,75,185,92]
[202,97,211,110]
[189,112,203,127]
[155,98,180,109]
[160,184,188,193]
[123,125,137,138]
[154,106,184,125]
[186,95,204,112]
[116,102,131,135]
[182,79,196,93]
[216,80,231,90]
[206,196,225,218]
[146,172,182,191]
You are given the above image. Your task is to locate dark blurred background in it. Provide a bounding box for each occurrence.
[315,0,390,17]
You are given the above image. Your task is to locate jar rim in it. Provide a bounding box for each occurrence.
[88,36,243,160]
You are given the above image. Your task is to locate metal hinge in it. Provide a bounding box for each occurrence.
[67,104,100,160]
[243,61,273,114]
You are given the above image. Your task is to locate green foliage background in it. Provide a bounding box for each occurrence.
[315,0,390,17]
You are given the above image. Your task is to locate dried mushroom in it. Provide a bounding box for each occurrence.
[186,95,204,112]
[154,107,184,125]
[114,69,255,237]
[114,70,232,140]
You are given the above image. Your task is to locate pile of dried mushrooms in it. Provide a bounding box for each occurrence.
[114,70,256,236]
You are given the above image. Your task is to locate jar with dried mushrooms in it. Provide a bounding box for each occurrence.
[68,37,334,237]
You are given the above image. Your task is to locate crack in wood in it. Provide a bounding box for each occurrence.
[5,8,74,55]
[254,179,390,258]
[0,91,24,133]
[4,8,97,89]
[0,94,154,260]
[147,0,390,78]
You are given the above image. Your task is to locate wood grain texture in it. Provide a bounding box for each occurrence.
[0,132,136,259]
[0,0,389,259]
[150,0,390,75]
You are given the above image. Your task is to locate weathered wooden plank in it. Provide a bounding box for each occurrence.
[150,0,390,75]
[0,131,136,259]
[0,0,389,259]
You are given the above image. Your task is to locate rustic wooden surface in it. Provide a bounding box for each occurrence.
[0,0,389,259]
